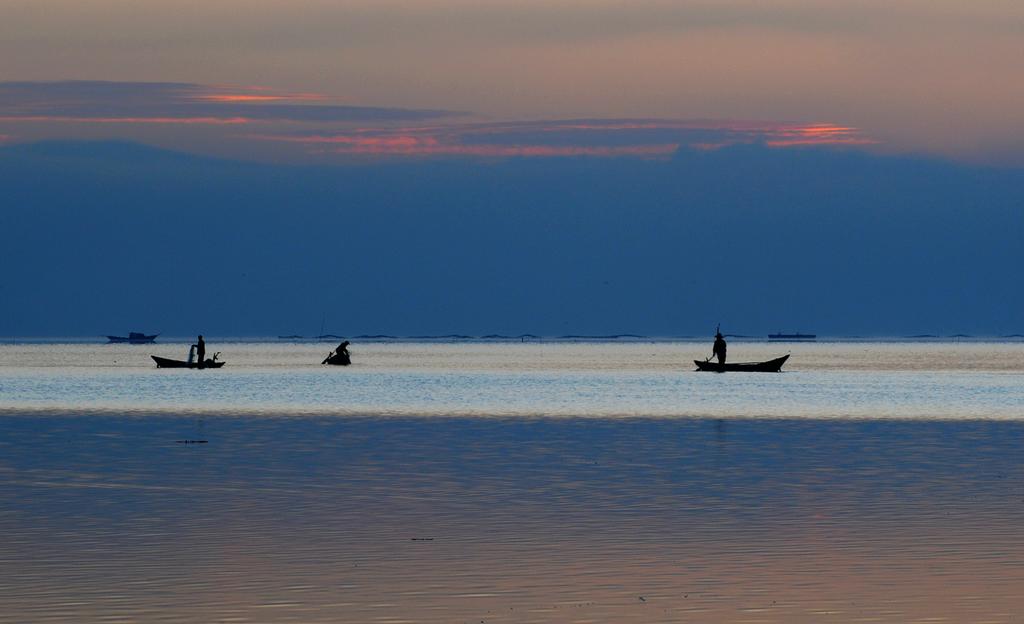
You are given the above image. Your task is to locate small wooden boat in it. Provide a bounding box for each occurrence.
[151,355,225,369]
[323,352,351,366]
[108,332,159,344]
[694,354,789,372]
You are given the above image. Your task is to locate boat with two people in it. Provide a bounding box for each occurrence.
[151,335,224,369]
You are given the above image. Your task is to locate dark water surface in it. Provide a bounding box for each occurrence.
[3,415,1023,622]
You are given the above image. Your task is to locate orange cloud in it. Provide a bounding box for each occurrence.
[763,123,879,147]
[195,95,293,103]
[253,119,874,159]
[442,119,874,148]
[190,88,327,104]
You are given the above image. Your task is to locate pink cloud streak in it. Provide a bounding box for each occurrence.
[187,85,328,104]
[252,119,875,159]
[256,131,678,158]
[762,123,878,147]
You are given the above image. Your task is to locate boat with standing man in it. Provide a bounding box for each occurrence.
[695,326,790,372]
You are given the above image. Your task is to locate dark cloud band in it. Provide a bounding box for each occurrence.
[0,81,460,123]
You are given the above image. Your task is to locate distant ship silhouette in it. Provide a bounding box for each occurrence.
[106,332,158,344]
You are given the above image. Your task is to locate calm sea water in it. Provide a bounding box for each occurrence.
[1,340,1023,417]
[1,341,1023,622]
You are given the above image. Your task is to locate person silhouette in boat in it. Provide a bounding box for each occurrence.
[712,329,727,365]
[196,335,206,369]
[322,340,351,365]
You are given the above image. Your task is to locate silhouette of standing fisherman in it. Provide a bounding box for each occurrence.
[196,335,206,369]
[712,328,727,365]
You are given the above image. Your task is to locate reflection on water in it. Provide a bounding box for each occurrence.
[2,416,1023,622]
[2,343,1023,621]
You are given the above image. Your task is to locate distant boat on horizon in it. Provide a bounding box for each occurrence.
[768,333,816,342]
[107,332,158,344]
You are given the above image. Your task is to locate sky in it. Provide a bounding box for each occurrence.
[1,0,1023,164]
[0,1,1022,336]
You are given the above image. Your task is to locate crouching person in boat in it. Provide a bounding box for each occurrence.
[712,330,727,365]
[322,341,351,365]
